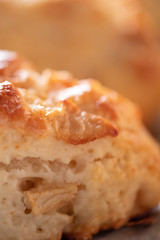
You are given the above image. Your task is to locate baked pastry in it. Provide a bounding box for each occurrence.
[0,0,160,125]
[0,50,160,240]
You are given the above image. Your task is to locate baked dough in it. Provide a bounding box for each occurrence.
[0,50,160,240]
[0,0,160,124]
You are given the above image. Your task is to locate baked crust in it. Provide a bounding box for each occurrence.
[0,50,120,144]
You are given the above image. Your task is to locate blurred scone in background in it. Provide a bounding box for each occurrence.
[0,0,160,125]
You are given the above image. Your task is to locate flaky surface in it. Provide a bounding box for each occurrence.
[0,51,160,240]
[0,0,160,124]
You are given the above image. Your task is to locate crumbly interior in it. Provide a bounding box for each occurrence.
[0,51,160,240]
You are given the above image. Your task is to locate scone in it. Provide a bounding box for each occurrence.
[0,50,160,240]
[0,0,160,125]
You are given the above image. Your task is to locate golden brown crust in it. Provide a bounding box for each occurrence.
[0,81,24,119]
[0,52,122,144]
[0,80,118,143]
[0,81,47,135]
[52,99,118,145]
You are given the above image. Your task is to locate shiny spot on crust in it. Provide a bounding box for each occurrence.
[0,81,24,118]
[55,81,91,101]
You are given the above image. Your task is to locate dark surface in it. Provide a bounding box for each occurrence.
[94,206,160,240]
